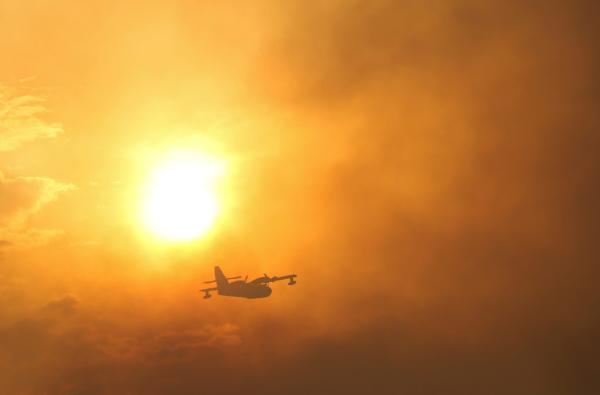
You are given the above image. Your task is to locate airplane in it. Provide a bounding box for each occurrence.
[200,266,297,299]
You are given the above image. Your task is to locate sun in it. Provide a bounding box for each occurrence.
[141,151,225,241]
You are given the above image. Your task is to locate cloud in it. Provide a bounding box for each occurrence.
[100,323,242,363]
[144,324,242,359]
[0,85,63,151]
[0,295,242,395]
[40,295,79,316]
[0,171,75,247]
[0,295,101,394]
[0,83,73,248]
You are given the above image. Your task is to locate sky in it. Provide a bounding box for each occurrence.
[1,1,599,394]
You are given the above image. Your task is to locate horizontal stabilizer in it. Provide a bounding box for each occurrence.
[203,276,241,284]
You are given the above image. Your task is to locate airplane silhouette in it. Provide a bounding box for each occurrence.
[200,266,297,299]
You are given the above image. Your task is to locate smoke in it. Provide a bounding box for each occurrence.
[1,1,599,393]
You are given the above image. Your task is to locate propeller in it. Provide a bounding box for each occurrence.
[261,273,273,284]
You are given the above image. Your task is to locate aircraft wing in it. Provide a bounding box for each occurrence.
[268,274,297,283]
[199,286,218,299]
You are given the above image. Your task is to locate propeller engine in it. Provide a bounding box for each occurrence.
[263,273,273,283]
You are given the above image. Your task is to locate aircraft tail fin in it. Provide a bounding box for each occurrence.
[215,266,229,288]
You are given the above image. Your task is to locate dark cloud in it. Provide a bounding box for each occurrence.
[0,295,244,395]
[245,0,600,393]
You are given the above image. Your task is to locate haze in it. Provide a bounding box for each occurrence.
[1,1,599,394]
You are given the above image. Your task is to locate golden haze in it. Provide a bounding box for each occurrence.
[1,1,599,394]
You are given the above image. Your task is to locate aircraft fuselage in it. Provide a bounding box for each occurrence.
[218,280,272,299]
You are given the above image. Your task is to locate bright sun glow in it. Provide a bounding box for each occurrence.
[142,151,225,241]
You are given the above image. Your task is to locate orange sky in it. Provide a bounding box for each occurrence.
[1,1,599,394]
